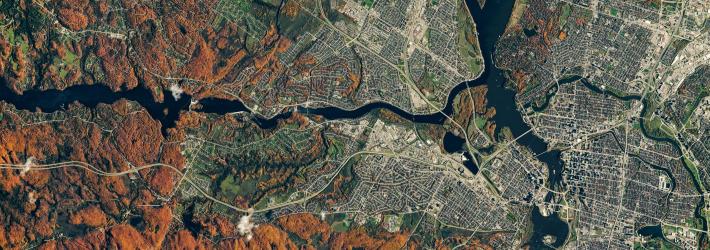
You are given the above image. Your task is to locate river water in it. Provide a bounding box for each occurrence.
[0,0,575,247]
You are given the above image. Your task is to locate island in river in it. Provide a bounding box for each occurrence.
[0,0,707,249]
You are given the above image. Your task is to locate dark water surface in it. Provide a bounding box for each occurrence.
[443,132,467,154]
[0,82,191,136]
[442,132,480,174]
[465,0,572,247]
[0,0,572,247]
[637,225,664,238]
[530,206,569,248]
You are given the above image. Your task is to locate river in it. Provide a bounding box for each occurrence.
[0,0,573,247]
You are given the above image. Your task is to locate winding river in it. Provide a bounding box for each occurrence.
[0,0,579,247]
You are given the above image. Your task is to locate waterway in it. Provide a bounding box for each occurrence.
[0,0,572,247]
[637,98,708,245]
[442,132,480,174]
[529,206,569,248]
[0,82,191,136]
